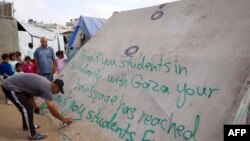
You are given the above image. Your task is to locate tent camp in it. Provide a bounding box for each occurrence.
[17,21,64,59]
[66,15,106,60]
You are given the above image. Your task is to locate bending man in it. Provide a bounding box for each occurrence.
[2,73,72,140]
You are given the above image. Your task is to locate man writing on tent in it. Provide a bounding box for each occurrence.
[2,73,72,140]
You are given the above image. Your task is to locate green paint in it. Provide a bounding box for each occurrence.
[182,115,200,141]
[151,117,161,126]
[76,49,95,63]
[131,74,170,94]
[95,52,104,63]
[176,125,185,137]
[176,83,219,109]
[53,95,63,105]
[39,103,47,111]
[108,73,128,87]
[67,50,211,141]
[53,92,72,109]
[174,60,187,76]
[119,56,172,74]
[62,101,87,119]
[71,79,119,111]
[102,57,117,66]
[86,110,136,141]
[141,130,155,141]
[75,50,189,78]
[138,111,200,141]
[69,63,102,87]
[76,49,103,64]
[116,95,137,120]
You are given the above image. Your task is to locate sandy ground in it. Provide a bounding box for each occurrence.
[0,89,61,141]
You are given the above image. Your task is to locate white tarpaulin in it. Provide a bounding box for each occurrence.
[38,0,250,141]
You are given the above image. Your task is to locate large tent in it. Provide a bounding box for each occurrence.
[38,0,250,141]
[66,15,106,60]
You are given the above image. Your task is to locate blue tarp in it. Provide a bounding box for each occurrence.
[68,16,106,48]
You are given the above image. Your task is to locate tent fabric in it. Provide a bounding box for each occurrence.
[36,0,250,140]
[67,16,106,48]
[18,22,58,41]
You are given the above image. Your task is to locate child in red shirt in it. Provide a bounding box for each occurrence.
[22,56,36,73]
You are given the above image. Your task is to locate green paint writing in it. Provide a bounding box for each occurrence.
[141,130,155,141]
[174,60,187,76]
[138,111,200,141]
[62,101,86,119]
[116,95,137,120]
[71,78,118,111]
[107,73,128,87]
[53,92,72,108]
[76,49,95,63]
[119,56,171,74]
[131,74,170,94]
[39,103,47,111]
[86,110,136,141]
[176,83,219,109]
[69,63,102,87]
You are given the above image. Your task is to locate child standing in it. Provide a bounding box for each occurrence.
[27,43,35,59]
[22,56,36,73]
[0,53,14,78]
[0,53,14,104]
[56,50,67,74]
[14,63,24,74]
[9,52,18,72]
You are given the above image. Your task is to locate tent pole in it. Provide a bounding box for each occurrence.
[57,32,61,50]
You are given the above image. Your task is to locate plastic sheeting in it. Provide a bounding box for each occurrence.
[68,16,106,49]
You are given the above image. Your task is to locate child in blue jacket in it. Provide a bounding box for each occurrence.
[0,53,14,104]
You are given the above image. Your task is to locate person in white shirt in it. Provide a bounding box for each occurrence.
[8,52,18,73]
[27,43,35,59]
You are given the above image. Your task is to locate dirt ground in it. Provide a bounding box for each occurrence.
[0,89,61,141]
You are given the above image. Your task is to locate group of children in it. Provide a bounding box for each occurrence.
[0,50,67,104]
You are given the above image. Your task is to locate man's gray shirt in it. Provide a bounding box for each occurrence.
[3,73,53,101]
[34,46,55,73]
